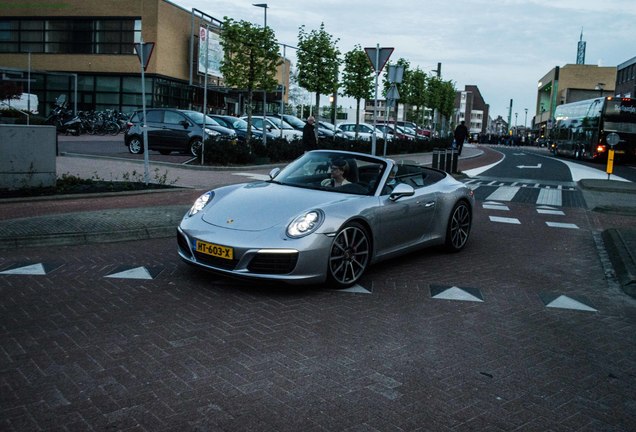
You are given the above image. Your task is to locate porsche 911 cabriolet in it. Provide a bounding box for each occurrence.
[177,150,474,288]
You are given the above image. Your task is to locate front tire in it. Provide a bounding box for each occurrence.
[127,136,144,154]
[327,222,370,288]
[444,201,471,252]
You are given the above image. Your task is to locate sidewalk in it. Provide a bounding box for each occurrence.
[1,144,635,296]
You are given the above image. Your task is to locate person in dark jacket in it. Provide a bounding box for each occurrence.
[303,116,317,150]
[453,120,468,155]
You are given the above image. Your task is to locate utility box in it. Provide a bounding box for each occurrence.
[0,125,56,190]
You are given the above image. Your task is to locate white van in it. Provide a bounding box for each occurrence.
[0,93,39,114]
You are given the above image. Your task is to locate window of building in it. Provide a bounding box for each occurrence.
[0,18,141,54]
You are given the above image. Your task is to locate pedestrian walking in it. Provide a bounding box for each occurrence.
[303,116,317,150]
[453,120,468,156]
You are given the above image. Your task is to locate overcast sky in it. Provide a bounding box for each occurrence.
[173,0,635,123]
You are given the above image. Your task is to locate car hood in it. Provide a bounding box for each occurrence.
[200,182,349,231]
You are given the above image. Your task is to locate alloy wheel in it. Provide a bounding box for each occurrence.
[328,223,370,287]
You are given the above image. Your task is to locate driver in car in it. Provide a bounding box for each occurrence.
[321,158,351,188]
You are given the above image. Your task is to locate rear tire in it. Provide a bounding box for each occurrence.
[444,201,471,252]
[189,138,202,157]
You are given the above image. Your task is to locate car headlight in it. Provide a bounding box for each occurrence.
[204,128,221,137]
[286,210,324,238]
[188,191,213,217]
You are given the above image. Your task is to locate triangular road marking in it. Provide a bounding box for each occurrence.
[340,284,371,294]
[546,295,597,312]
[106,266,154,280]
[0,263,47,275]
[431,286,483,302]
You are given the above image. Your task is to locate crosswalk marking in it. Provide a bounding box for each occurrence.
[489,216,521,224]
[486,186,520,201]
[536,188,562,206]
[546,222,579,229]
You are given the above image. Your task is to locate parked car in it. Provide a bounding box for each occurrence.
[177,149,474,287]
[209,114,276,142]
[336,122,384,141]
[241,115,303,142]
[314,119,336,137]
[125,108,236,156]
[376,123,414,140]
[393,121,431,139]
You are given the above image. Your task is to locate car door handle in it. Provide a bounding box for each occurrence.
[423,201,436,208]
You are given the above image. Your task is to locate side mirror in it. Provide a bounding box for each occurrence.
[180,120,190,129]
[269,167,281,179]
[389,183,415,201]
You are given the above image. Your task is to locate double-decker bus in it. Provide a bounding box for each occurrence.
[551,96,636,162]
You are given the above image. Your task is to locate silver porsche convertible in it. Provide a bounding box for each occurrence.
[177,150,474,288]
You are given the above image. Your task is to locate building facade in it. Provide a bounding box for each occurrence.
[454,85,489,136]
[615,56,636,98]
[535,64,617,135]
[0,0,290,116]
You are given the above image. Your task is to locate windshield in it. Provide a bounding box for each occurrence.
[267,117,294,130]
[229,118,249,130]
[282,115,305,128]
[271,151,388,196]
[183,111,221,126]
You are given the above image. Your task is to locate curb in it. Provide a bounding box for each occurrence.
[602,228,636,298]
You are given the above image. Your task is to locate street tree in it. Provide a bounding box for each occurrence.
[219,17,279,140]
[406,67,428,125]
[341,45,373,134]
[296,23,340,120]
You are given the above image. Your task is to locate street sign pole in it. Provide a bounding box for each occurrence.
[364,45,394,156]
[372,45,379,155]
[134,37,155,185]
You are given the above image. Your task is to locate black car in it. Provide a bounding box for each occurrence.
[124,108,236,156]
[209,114,276,142]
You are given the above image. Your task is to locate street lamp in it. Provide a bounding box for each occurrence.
[595,82,605,98]
[253,3,268,145]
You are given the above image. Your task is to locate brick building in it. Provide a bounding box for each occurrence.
[454,85,489,136]
[0,0,289,115]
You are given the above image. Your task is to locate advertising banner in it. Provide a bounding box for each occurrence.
[198,27,223,78]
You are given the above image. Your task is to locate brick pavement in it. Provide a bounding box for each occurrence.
[1,203,635,430]
[1,144,636,430]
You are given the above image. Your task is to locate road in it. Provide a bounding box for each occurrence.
[1,142,635,430]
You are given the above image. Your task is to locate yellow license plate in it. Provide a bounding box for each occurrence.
[196,240,234,260]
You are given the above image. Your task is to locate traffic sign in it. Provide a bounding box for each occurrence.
[364,47,394,73]
[134,42,155,71]
[606,132,620,147]
[386,84,400,101]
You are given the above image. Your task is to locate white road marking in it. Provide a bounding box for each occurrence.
[106,267,154,280]
[546,222,579,229]
[489,216,521,224]
[546,295,597,312]
[486,186,520,201]
[432,286,484,302]
[0,263,46,275]
[536,188,562,206]
[537,209,565,216]
[233,172,270,181]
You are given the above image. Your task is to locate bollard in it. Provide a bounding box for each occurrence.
[432,148,440,170]
[451,149,459,173]
[439,149,446,172]
[445,148,453,173]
